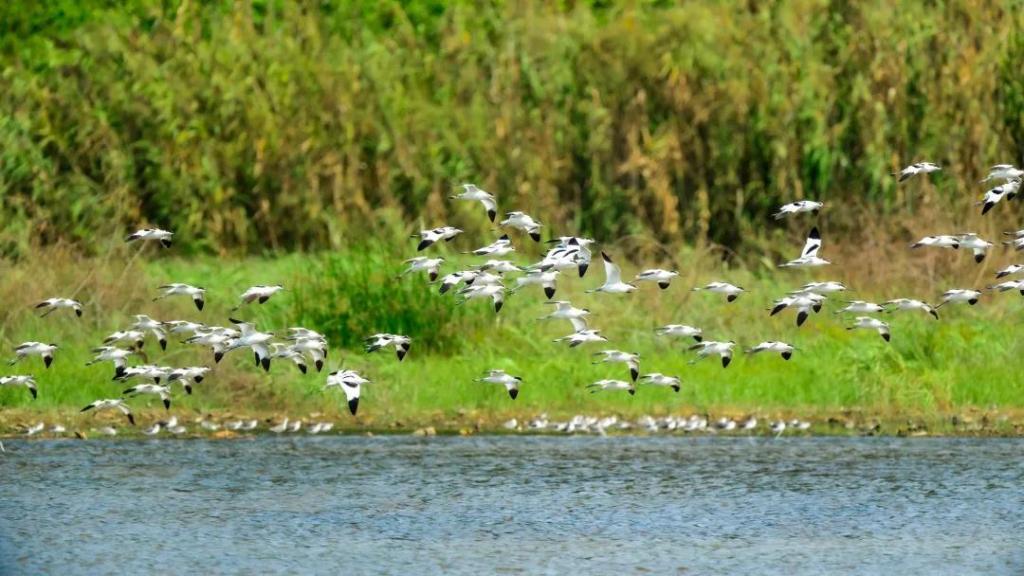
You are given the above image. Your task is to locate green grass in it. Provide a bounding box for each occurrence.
[2,247,1023,434]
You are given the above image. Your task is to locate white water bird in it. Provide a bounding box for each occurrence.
[164,320,206,335]
[639,373,681,392]
[981,164,1024,183]
[402,257,445,282]
[995,264,1024,279]
[692,281,745,302]
[979,180,1021,215]
[86,346,134,378]
[935,289,982,308]
[553,329,607,348]
[103,329,146,350]
[958,233,992,263]
[1004,236,1024,252]
[413,226,462,251]
[513,269,559,299]
[536,237,594,277]
[223,318,275,371]
[116,365,171,384]
[884,298,939,319]
[184,329,234,363]
[586,379,636,395]
[167,366,211,394]
[780,227,829,268]
[770,420,787,437]
[122,384,172,410]
[835,300,884,314]
[847,316,891,342]
[0,375,37,399]
[475,259,520,274]
[437,271,472,295]
[270,418,289,434]
[988,280,1024,296]
[233,285,285,310]
[500,211,542,242]
[154,284,206,311]
[467,235,515,257]
[475,369,522,399]
[80,399,135,425]
[797,281,847,295]
[364,333,412,361]
[688,341,736,368]
[539,301,590,331]
[634,269,679,290]
[895,162,941,182]
[586,252,636,294]
[592,350,641,381]
[770,293,824,327]
[125,228,173,248]
[35,297,82,318]
[655,324,703,342]
[269,343,310,374]
[457,283,506,313]
[131,315,169,350]
[747,341,796,360]
[773,200,823,219]
[9,342,57,368]
[326,370,370,415]
[911,235,960,250]
[450,183,498,222]
[290,337,328,372]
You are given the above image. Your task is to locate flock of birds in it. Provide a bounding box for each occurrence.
[3,161,1023,438]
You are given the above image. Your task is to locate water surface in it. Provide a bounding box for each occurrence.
[1,436,1021,575]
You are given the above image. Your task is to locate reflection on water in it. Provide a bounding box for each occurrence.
[1,436,1022,575]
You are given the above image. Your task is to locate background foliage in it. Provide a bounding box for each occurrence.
[2,0,1024,258]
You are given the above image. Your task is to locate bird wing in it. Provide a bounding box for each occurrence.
[569,317,588,332]
[601,252,621,285]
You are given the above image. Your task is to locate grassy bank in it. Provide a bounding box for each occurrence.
[2,0,1024,256]
[2,243,1024,436]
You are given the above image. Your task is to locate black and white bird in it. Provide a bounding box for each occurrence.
[539,301,590,330]
[450,184,498,222]
[1004,236,1024,252]
[35,298,82,318]
[166,366,211,394]
[364,333,412,361]
[911,235,960,250]
[979,180,1021,215]
[154,284,206,311]
[184,328,235,363]
[796,281,847,295]
[692,281,745,302]
[457,283,506,313]
[638,373,681,392]
[988,280,1024,296]
[958,233,992,263]
[779,227,829,268]
[85,346,134,378]
[634,269,679,290]
[587,252,636,293]
[437,271,472,295]
[164,320,206,336]
[413,226,463,251]
[553,329,607,348]
[269,343,309,374]
[835,300,884,314]
[747,341,796,360]
[125,228,173,248]
[512,269,559,299]
[122,384,172,410]
[0,375,37,399]
[895,162,941,182]
[500,212,542,242]
[325,369,370,415]
[104,329,145,350]
[402,257,445,282]
[847,317,890,342]
[116,365,170,385]
[586,379,636,395]
[474,370,522,399]
[981,164,1024,183]
[223,319,274,371]
[475,259,521,274]
[132,315,169,351]
[80,399,135,425]
[290,336,328,372]
[233,285,286,310]
[655,324,703,342]
[935,289,982,308]
[9,342,57,368]
[467,235,515,257]
[884,298,939,319]
[773,200,823,220]
[995,264,1024,279]
[592,350,641,381]
[688,341,736,368]
[534,237,594,277]
[770,293,824,327]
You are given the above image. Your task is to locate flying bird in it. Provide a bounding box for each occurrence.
[500,212,542,242]
[232,285,285,310]
[223,318,274,371]
[634,269,679,290]
[539,301,590,330]
[85,346,135,378]
[34,298,82,318]
[779,227,829,268]
[958,233,992,263]
[979,180,1021,215]
[770,293,824,327]
[553,329,607,348]
[586,379,636,395]
[401,257,445,282]
[847,317,891,342]
[884,298,939,319]
[995,264,1024,279]
[688,341,736,368]
[638,373,681,392]
[154,284,206,311]
[911,235,960,250]
[269,344,309,374]
[512,269,559,299]
[450,184,498,222]
[125,228,173,248]
[692,281,745,302]
[981,164,1024,183]
[80,399,135,425]
[0,375,37,399]
[935,289,982,308]
[474,370,522,399]
[325,370,370,415]
[592,350,641,381]
[8,342,57,368]
[773,200,823,219]
[103,329,146,350]
[655,324,703,342]
[456,283,506,313]
[796,281,847,295]
[747,341,796,360]
[364,333,412,361]
[413,226,462,251]
[895,162,941,182]
[467,235,515,257]
[131,315,169,350]
[835,300,884,314]
[122,384,172,410]
[166,366,211,394]
[987,280,1024,296]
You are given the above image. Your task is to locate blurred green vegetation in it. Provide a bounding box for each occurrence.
[2,0,1024,258]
